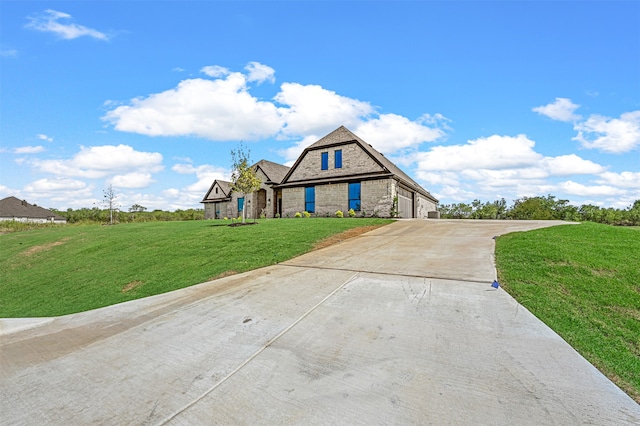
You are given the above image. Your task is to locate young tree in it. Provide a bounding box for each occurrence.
[230,144,262,223]
[103,185,119,225]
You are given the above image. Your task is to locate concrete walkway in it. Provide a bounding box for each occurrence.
[1,220,638,425]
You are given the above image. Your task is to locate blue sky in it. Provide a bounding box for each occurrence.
[1,1,639,211]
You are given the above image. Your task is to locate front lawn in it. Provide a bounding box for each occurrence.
[0,218,391,317]
[496,222,640,402]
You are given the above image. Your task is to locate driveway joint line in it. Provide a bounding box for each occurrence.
[278,263,492,285]
[158,271,360,425]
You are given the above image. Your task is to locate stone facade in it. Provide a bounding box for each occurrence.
[282,179,400,218]
[282,187,305,217]
[286,142,384,182]
[362,179,395,217]
[202,161,289,219]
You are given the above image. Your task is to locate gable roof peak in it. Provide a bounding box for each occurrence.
[307,126,364,150]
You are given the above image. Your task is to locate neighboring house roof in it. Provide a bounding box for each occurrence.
[279,126,438,203]
[201,180,232,203]
[0,196,67,221]
[253,159,290,184]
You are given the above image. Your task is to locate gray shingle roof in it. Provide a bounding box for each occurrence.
[201,180,232,203]
[0,196,67,221]
[253,159,290,184]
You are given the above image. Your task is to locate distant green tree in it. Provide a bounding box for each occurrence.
[628,200,640,226]
[129,204,147,221]
[230,144,262,224]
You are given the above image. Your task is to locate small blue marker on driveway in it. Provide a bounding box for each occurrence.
[491,280,500,289]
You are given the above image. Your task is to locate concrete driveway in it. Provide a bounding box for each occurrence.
[1,220,639,425]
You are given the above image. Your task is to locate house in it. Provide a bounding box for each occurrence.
[201,126,439,219]
[277,126,438,218]
[0,196,67,223]
[201,160,290,219]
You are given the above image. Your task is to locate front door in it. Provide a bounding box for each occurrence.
[257,189,267,217]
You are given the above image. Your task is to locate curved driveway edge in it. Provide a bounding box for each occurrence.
[1,219,638,425]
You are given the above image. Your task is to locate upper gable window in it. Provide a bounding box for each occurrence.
[215,187,218,194]
[321,152,328,170]
[335,150,342,169]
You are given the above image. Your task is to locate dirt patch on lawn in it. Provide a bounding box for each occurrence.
[22,238,70,256]
[312,225,386,251]
[122,280,144,293]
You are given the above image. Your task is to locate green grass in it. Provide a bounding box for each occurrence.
[496,222,640,402]
[0,218,391,318]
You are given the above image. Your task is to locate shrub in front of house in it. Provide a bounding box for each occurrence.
[303,211,311,218]
[294,212,302,218]
[335,210,344,218]
[348,208,356,218]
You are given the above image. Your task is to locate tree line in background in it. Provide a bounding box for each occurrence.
[439,195,640,226]
[52,205,205,224]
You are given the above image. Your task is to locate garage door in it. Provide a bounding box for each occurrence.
[397,187,413,218]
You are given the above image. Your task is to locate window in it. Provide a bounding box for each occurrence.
[335,149,342,169]
[321,152,328,170]
[348,182,361,211]
[215,187,218,194]
[305,187,315,213]
[237,197,244,212]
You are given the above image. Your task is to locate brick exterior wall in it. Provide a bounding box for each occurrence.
[282,179,400,218]
[316,183,348,216]
[282,187,305,217]
[204,201,232,219]
[287,142,384,182]
[362,179,394,217]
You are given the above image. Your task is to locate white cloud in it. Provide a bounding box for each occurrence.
[558,180,626,197]
[171,163,229,193]
[573,111,640,153]
[416,134,541,172]
[32,144,163,179]
[110,172,154,189]
[25,9,109,41]
[201,65,230,78]
[0,184,16,199]
[1,49,18,57]
[244,61,275,84]
[533,98,582,122]
[37,133,53,142]
[14,146,45,154]
[103,75,284,140]
[275,82,373,136]
[103,62,450,160]
[277,135,320,165]
[23,178,95,205]
[354,113,448,154]
[415,171,460,187]
[597,171,640,189]
[413,133,615,206]
[541,154,606,176]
